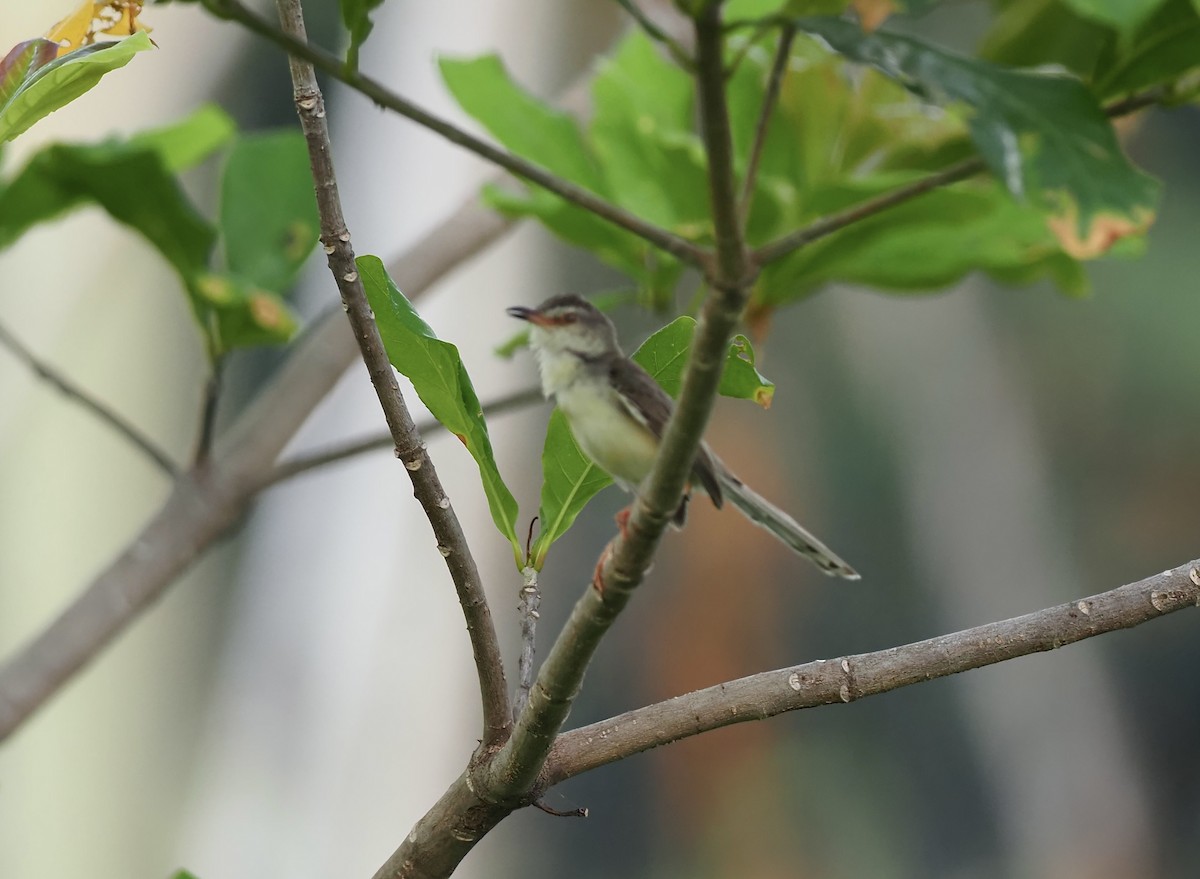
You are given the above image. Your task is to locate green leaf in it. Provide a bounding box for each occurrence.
[529,316,774,568]
[798,19,1159,242]
[0,138,215,278]
[1060,0,1168,36]
[1092,0,1200,97]
[530,409,614,569]
[440,55,603,189]
[220,130,319,292]
[129,103,237,173]
[0,32,154,145]
[193,272,299,351]
[442,50,686,304]
[340,0,386,71]
[755,176,1088,302]
[358,255,523,561]
[589,31,710,233]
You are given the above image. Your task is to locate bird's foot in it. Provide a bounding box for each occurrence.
[591,542,614,595]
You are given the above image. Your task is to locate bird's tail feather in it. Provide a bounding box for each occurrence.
[717,472,860,580]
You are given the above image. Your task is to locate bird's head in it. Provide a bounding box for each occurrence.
[507,294,620,360]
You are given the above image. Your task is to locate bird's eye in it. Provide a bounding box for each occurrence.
[561,313,578,324]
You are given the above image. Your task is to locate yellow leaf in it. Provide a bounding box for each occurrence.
[852,0,897,32]
[44,1,149,57]
[45,2,95,55]
[1047,208,1154,259]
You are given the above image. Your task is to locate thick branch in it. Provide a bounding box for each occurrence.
[477,0,751,803]
[546,560,1200,784]
[274,0,509,743]
[201,0,706,269]
[0,319,179,477]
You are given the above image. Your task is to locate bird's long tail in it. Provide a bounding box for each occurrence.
[716,471,860,580]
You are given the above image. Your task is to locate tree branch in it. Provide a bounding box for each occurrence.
[0,319,180,478]
[739,22,794,219]
[200,0,707,269]
[479,0,752,805]
[274,0,510,744]
[546,560,1200,784]
[611,0,693,69]
[260,386,543,489]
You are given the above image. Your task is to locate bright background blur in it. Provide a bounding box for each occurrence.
[1,2,1198,879]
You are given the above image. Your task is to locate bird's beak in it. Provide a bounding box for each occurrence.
[506,305,552,327]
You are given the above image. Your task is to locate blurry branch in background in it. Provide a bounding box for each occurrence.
[0,318,181,477]
[0,152,516,746]
[547,560,1200,782]
[192,356,224,466]
[199,0,707,268]
[260,386,544,489]
[275,0,510,743]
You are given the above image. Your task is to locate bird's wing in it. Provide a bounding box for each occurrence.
[607,356,724,507]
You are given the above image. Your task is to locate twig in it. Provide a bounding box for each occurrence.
[611,0,693,69]
[200,0,707,270]
[545,560,1200,784]
[274,0,510,744]
[753,86,1169,266]
[193,356,224,466]
[739,23,794,220]
[0,319,179,477]
[533,799,588,818]
[261,386,544,489]
[754,156,984,264]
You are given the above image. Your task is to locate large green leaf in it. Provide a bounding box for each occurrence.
[0,105,233,257]
[1060,0,1168,36]
[440,47,687,306]
[0,32,153,145]
[0,138,215,278]
[440,55,604,189]
[797,19,1159,242]
[529,316,774,569]
[340,0,386,71]
[358,256,523,562]
[1092,0,1200,96]
[219,130,319,292]
[755,175,1087,304]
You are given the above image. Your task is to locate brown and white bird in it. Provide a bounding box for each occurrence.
[508,294,859,579]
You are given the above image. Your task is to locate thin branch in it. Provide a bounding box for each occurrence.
[739,23,794,219]
[274,0,510,744]
[260,386,543,489]
[753,86,1170,266]
[754,156,984,264]
[0,319,180,477]
[193,356,224,466]
[200,0,708,270]
[612,0,693,69]
[546,560,1200,784]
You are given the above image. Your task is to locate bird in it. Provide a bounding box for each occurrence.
[507,294,859,580]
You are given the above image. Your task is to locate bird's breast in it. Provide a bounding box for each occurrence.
[558,382,658,489]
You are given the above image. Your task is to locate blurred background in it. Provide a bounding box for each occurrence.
[0,2,1197,879]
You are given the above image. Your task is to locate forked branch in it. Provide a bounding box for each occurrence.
[275,0,510,744]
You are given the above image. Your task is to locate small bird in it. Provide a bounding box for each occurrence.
[508,294,859,579]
